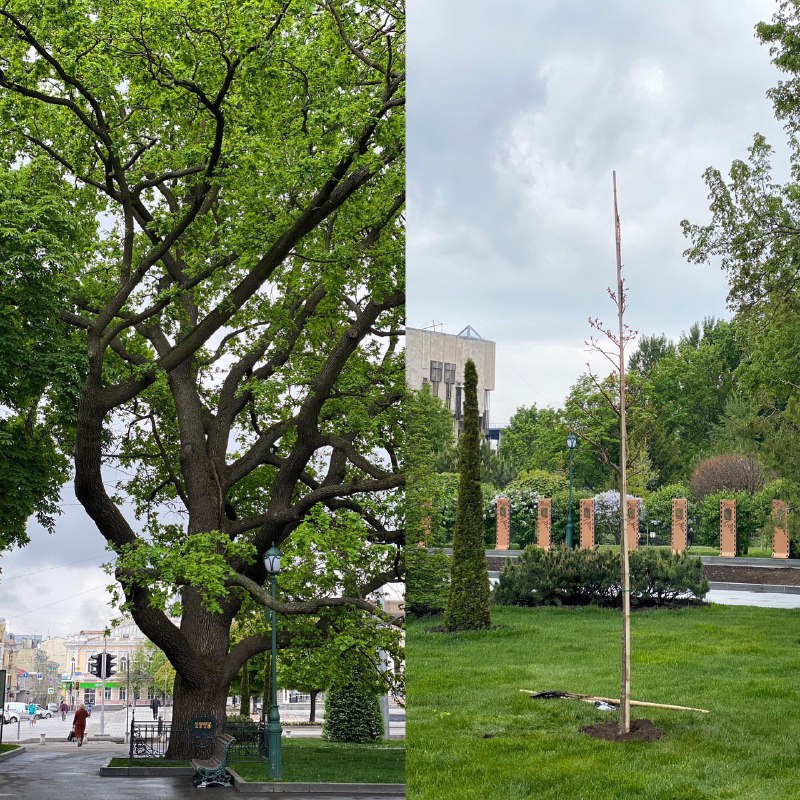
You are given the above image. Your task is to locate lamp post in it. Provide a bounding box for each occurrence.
[566,433,578,548]
[264,546,282,780]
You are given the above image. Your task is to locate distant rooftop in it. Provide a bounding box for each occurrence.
[457,325,483,340]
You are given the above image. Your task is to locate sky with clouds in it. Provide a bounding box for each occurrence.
[408,0,788,425]
[0,0,793,638]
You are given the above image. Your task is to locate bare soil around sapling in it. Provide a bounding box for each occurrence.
[580,718,662,742]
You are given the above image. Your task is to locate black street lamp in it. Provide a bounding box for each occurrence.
[264,546,283,780]
[566,433,578,548]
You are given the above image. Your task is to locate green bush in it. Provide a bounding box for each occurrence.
[697,490,771,554]
[405,547,450,617]
[322,660,383,743]
[494,546,708,608]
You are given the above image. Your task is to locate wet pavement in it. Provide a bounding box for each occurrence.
[0,742,206,799]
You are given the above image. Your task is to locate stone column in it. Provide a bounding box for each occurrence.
[496,496,510,551]
[627,498,639,551]
[671,498,688,554]
[537,499,552,550]
[773,499,790,560]
[580,498,595,549]
[720,499,737,558]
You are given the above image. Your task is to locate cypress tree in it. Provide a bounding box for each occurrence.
[444,359,491,630]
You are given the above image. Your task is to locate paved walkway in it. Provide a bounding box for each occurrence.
[0,742,205,799]
[707,589,800,609]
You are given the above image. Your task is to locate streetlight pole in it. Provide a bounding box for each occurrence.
[566,433,578,548]
[264,546,283,780]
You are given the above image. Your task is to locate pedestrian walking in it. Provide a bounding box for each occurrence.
[150,696,161,720]
[60,699,68,721]
[72,703,89,747]
[86,702,93,716]
[27,701,36,726]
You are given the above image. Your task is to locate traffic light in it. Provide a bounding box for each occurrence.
[104,654,117,677]
[88,654,103,678]
[74,681,80,690]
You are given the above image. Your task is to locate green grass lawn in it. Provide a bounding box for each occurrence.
[0,744,20,753]
[230,739,404,783]
[408,604,800,800]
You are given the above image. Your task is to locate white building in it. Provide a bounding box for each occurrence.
[406,325,496,434]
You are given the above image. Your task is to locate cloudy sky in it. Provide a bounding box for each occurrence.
[0,0,792,638]
[408,0,787,424]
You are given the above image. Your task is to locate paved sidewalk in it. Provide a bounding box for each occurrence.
[0,742,204,799]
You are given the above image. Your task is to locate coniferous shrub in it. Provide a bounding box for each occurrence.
[322,659,383,743]
[494,546,708,608]
[444,359,491,631]
[405,546,450,617]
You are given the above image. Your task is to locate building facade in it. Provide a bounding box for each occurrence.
[64,617,151,708]
[405,325,496,433]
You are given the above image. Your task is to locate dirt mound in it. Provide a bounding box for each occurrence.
[580,718,662,742]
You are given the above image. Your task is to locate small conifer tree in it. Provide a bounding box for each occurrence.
[322,658,383,743]
[443,359,491,631]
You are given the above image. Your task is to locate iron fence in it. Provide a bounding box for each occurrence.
[129,717,267,761]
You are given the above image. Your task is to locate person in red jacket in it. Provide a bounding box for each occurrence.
[72,703,89,747]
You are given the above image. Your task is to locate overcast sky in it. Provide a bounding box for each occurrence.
[0,1,792,638]
[408,0,787,425]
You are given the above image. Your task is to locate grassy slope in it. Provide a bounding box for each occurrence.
[231,739,405,783]
[408,604,800,800]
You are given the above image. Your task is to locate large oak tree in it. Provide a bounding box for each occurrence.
[0,0,404,756]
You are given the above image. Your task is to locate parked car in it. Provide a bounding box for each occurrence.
[47,702,60,713]
[3,702,27,723]
[33,705,52,719]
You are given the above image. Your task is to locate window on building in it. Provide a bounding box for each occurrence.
[83,689,96,705]
[119,687,127,702]
[455,385,462,420]
[443,362,456,384]
[429,360,443,383]
[104,687,112,701]
[431,381,440,397]
[445,381,452,408]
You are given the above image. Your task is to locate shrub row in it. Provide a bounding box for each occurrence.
[493,546,709,609]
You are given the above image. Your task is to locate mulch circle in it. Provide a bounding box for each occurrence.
[580,718,662,742]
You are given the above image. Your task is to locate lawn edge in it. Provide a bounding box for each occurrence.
[228,768,405,795]
[0,744,25,762]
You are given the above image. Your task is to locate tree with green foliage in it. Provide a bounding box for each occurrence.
[444,359,490,631]
[0,1,404,757]
[499,405,569,478]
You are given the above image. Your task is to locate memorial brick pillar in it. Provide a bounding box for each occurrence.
[580,498,595,549]
[773,499,790,560]
[720,499,737,558]
[671,498,688,554]
[626,498,639,550]
[496,496,510,551]
[537,498,552,550]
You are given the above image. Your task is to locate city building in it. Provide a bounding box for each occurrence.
[406,325,496,434]
[64,617,151,708]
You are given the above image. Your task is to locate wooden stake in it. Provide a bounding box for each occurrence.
[520,689,710,714]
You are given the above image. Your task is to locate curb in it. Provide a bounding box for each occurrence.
[709,582,800,595]
[229,769,405,796]
[0,745,26,762]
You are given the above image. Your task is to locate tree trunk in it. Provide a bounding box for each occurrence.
[164,673,228,759]
[240,659,251,719]
[309,689,318,724]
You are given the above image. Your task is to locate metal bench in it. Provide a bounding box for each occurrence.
[191,732,236,788]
